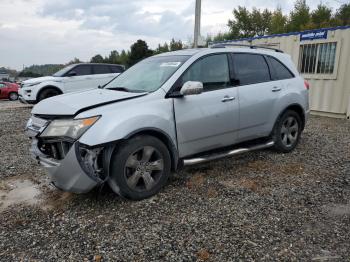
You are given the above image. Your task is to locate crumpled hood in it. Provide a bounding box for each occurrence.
[23,76,58,84]
[32,89,147,116]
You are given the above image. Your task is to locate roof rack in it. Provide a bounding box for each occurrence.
[210,43,284,53]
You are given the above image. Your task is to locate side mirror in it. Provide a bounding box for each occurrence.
[67,71,77,77]
[180,81,203,96]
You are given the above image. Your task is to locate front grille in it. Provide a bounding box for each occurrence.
[38,139,74,160]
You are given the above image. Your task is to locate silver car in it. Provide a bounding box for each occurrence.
[25,46,309,200]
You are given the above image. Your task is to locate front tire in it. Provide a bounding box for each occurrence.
[38,88,61,102]
[273,110,302,153]
[108,135,171,200]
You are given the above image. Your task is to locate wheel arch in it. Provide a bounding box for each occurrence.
[276,103,306,130]
[36,85,63,101]
[124,128,179,171]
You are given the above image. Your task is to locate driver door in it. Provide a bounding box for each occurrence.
[173,53,239,157]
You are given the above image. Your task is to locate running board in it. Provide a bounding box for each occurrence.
[183,141,275,166]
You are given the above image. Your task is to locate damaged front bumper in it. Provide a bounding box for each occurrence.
[25,118,104,193]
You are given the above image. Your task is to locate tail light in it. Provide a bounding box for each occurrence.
[304,80,310,90]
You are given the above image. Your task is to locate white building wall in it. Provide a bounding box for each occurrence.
[222,27,350,119]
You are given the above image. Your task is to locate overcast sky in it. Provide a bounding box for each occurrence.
[0,0,342,70]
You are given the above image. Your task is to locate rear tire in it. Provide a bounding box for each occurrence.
[8,92,18,101]
[108,135,171,200]
[273,110,302,153]
[38,88,61,102]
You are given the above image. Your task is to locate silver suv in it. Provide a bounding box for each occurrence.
[25,46,309,200]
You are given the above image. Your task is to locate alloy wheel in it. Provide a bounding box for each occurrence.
[281,116,299,147]
[124,146,164,192]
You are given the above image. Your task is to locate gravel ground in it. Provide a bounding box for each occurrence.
[0,101,349,261]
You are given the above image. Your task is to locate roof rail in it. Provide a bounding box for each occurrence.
[210,43,284,53]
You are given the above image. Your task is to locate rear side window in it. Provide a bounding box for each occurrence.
[72,65,92,76]
[93,65,111,75]
[267,56,294,80]
[110,65,124,73]
[232,53,270,85]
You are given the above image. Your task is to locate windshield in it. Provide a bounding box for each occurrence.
[105,55,190,92]
[53,64,76,77]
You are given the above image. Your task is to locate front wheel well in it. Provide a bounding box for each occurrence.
[126,130,179,171]
[36,86,63,101]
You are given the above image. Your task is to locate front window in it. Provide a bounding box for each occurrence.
[181,54,231,92]
[53,64,76,77]
[105,55,190,93]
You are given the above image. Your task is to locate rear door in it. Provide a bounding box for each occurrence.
[63,65,94,93]
[231,53,279,141]
[265,55,295,90]
[173,53,239,157]
[92,64,116,87]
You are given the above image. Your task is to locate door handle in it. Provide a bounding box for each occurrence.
[272,86,282,92]
[221,96,235,102]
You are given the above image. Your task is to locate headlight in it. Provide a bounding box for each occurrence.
[40,116,100,139]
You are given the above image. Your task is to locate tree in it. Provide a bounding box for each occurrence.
[128,40,153,66]
[169,39,183,51]
[106,50,121,64]
[155,42,170,54]
[90,54,104,63]
[228,7,272,38]
[67,57,82,65]
[287,0,310,31]
[118,50,129,66]
[269,7,288,34]
[251,8,272,36]
[228,6,253,38]
[310,4,332,28]
[335,4,350,26]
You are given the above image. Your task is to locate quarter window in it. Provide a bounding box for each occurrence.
[267,56,294,80]
[181,54,230,92]
[299,42,337,74]
[0,83,5,88]
[232,54,270,85]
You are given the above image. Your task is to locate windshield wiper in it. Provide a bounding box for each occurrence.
[107,87,145,93]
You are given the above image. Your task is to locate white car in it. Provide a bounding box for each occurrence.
[19,63,124,103]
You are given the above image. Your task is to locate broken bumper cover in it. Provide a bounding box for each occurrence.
[29,139,101,193]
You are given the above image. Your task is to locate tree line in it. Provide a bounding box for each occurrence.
[207,1,350,42]
[18,39,183,77]
[90,38,183,66]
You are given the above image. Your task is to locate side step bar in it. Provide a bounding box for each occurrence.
[183,141,275,166]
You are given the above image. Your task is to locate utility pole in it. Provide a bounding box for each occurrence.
[194,0,201,48]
